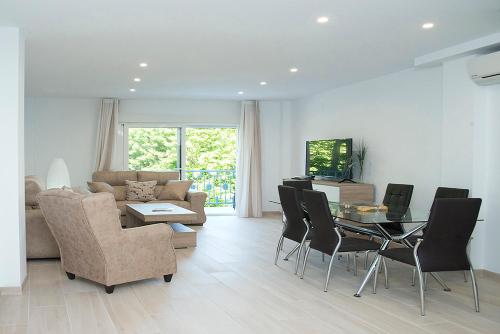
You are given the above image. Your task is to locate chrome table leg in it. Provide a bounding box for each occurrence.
[430,272,451,292]
[283,244,299,261]
[354,238,390,297]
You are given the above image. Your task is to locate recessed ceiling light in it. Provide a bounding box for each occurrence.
[133,78,141,82]
[129,88,136,92]
[139,63,148,68]
[290,67,298,73]
[317,16,329,24]
[260,81,267,86]
[238,91,244,95]
[422,22,434,29]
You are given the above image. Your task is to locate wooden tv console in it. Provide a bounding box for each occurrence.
[311,180,374,203]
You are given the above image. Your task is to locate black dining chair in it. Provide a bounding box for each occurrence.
[282,179,313,203]
[380,183,414,234]
[408,187,470,285]
[300,189,381,292]
[275,185,311,274]
[378,198,481,316]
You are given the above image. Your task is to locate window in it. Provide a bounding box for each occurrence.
[128,127,180,171]
[125,125,237,207]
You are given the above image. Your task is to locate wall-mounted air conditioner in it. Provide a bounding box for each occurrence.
[468,50,500,86]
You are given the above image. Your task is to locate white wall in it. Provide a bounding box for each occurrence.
[288,67,444,210]
[119,99,240,124]
[484,85,500,273]
[0,27,26,290]
[260,101,289,211]
[25,98,100,187]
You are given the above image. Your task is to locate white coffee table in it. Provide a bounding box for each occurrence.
[126,203,198,248]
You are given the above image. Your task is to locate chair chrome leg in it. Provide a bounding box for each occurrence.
[295,237,308,275]
[300,245,311,279]
[283,243,299,261]
[346,253,350,272]
[274,235,284,265]
[325,251,337,292]
[416,268,425,316]
[413,240,425,316]
[373,257,382,294]
[382,257,389,289]
[463,270,468,282]
[411,268,416,286]
[324,228,343,292]
[470,267,480,312]
[430,272,451,292]
[353,253,358,276]
[364,251,369,269]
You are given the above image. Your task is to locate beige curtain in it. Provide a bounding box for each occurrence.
[236,101,262,217]
[95,98,119,171]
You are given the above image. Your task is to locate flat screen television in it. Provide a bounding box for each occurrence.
[305,138,353,180]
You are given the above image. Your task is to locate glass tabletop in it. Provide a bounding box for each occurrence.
[328,202,429,224]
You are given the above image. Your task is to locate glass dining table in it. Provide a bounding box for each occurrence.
[328,202,430,297]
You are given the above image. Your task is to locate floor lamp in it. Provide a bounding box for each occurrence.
[46,158,71,189]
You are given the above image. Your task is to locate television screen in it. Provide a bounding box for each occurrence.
[306,139,353,179]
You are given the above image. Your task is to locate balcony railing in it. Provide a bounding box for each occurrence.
[183,169,236,207]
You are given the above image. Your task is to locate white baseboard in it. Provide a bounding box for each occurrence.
[0,275,27,296]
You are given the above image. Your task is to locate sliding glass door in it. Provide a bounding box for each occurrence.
[184,127,237,207]
[125,125,237,207]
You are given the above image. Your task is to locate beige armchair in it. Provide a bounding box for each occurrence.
[38,189,177,293]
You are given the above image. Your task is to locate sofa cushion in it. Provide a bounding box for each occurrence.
[125,180,157,201]
[93,171,137,186]
[158,180,193,200]
[25,175,45,206]
[113,185,127,201]
[88,181,114,194]
[148,200,191,209]
[116,200,144,216]
[137,171,179,185]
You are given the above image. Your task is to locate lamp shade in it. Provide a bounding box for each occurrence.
[46,158,71,189]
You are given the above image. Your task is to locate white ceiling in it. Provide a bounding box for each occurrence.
[1,0,500,100]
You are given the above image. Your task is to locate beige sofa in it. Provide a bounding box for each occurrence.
[25,176,60,259]
[38,189,177,293]
[91,171,207,226]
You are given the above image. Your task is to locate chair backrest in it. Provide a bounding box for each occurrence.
[282,179,313,203]
[383,183,414,207]
[38,189,122,281]
[278,185,308,243]
[418,198,481,272]
[382,183,414,234]
[430,187,469,213]
[303,189,340,255]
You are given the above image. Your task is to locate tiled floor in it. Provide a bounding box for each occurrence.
[1,214,499,333]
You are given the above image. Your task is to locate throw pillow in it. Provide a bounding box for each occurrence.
[125,180,157,201]
[87,181,115,195]
[158,180,193,201]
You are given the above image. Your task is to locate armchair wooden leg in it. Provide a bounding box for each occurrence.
[66,272,75,280]
[164,274,173,282]
[105,285,115,294]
